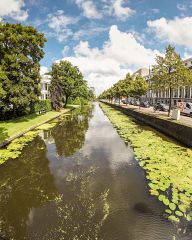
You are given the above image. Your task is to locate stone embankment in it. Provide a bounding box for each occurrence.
[101,101,192,147]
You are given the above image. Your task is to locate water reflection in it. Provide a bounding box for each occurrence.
[51,107,92,157]
[31,165,110,240]
[0,137,56,240]
[0,103,191,240]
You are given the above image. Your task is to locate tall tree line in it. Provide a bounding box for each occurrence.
[100,45,192,116]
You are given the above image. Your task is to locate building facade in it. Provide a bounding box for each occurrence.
[135,58,192,105]
[40,73,51,100]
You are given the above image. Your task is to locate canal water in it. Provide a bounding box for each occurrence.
[0,103,190,240]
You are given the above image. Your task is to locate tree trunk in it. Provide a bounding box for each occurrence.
[64,95,68,108]
[168,88,172,117]
[13,104,17,119]
[119,96,120,105]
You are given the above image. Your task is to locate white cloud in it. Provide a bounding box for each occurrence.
[101,0,135,20]
[62,46,70,56]
[74,0,102,19]
[113,0,135,20]
[47,10,79,42]
[147,17,192,49]
[0,0,28,21]
[176,3,187,11]
[73,25,108,40]
[57,25,159,95]
[48,10,78,31]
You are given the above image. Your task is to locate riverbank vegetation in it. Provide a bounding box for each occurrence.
[101,103,192,223]
[0,110,69,165]
[0,109,73,145]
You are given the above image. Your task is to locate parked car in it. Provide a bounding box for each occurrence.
[129,100,135,105]
[179,102,192,117]
[134,100,140,106]
[122,99,128,104]
[153,103,169,112]
[140,101,150,108]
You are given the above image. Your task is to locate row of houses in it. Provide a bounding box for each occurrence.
[132,57,192,105]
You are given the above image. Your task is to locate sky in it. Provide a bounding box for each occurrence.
[1,0,192,94]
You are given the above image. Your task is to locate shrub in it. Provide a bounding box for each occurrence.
[34,99,52,112]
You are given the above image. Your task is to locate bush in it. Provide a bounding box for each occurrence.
[68,97,89,105]
[34,99,52,113]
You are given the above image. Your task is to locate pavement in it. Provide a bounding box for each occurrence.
[108,102,192,128]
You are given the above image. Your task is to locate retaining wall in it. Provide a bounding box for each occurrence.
[101,101,192,147]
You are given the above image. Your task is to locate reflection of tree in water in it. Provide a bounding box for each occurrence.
[41,165,110,240]
[52,106,92,157]
[0,136,56,240]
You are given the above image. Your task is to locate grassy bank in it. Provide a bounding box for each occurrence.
[0,106,78,165]
[0,107,76,146]
[100,103,192,223]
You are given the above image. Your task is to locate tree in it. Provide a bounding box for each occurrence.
[113,80,125,105]
[50,61,89,109]
[130,75,148,101]
[120,73,133,105]
[49,64,63,111]
[151,45,192,115]
[0,23,46,119]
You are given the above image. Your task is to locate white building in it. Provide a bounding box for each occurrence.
[139,57,192,105]
[132,68,150,79]
[40,73,51,100]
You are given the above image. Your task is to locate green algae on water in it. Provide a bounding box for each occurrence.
[0,130,40,165]
[101,103,192,223]
[0,121,60,165]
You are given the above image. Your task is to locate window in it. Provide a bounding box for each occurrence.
[45,83,48,91]
[186,103,191,109]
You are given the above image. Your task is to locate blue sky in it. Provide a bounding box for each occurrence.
[1,0,192,94]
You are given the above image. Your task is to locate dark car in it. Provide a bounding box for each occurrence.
[129,100,135,105]
[140,101,150,108]
[153,103,169,112]
[122,99,128,104]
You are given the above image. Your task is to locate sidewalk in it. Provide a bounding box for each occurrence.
[110,102,192,128]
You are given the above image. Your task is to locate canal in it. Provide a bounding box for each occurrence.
[0,103,190,239]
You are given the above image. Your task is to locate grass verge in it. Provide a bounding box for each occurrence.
[0,106,78,165]
[0,107,75,145]
[100,103,192,223]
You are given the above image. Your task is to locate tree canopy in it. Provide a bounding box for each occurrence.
[50,60,92,109]
[0,23,46,119]
[151,45,192,114]
[130,75,148,99]
[99,72,148,103]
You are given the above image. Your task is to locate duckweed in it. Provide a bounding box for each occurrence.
[0,130,40,165]
[101,103,192,223]
[0,122,59,165]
